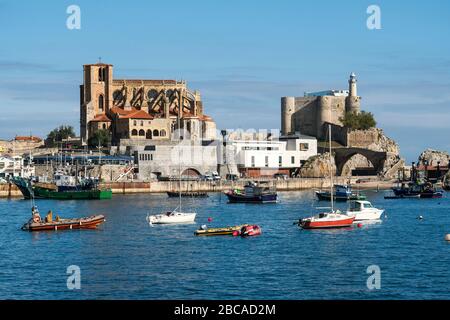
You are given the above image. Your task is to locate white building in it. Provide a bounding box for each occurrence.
[224,134,317,178]
[133,140,218,180]
[0,155,35,180]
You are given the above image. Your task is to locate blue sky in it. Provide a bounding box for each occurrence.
[0,0,449,162]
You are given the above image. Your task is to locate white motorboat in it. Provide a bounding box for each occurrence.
[147,210,196,225]
[346,200,384,221]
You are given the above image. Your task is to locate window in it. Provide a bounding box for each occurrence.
[291,156,295,164]
[265,156,269,167]
[279,156,283,167]
[299,143,309,151]
[131,129,138,136]
[98,95,104,112]
[251,156,255,167]
[133,120,137,126]
[98,67,106,82]
[140,121,144,126]
[102,123,107,130]
[139,129,145,136]
[160,129,166,137]
[153,129,159,137]
[146,130,152,139]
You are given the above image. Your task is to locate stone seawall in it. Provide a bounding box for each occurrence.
[0,177,393,198]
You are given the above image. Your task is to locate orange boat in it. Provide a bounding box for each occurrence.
[22,206,105,231]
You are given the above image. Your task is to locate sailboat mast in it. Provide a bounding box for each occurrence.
[178,89,183,212]
[329,123,334,212]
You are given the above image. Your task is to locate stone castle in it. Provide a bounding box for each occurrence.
[281,73,360,141]
[80,63,216,146]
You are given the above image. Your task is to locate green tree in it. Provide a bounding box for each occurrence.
[46,125,76,147]
[340,111,376,130]
[88,129,111,148]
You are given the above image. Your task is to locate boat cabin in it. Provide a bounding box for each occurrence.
[348,201,373,212]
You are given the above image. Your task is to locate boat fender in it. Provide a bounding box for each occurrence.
[445,234,450,242]
[232,230,240,237]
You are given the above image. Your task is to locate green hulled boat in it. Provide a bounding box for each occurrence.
[12,176,112,200]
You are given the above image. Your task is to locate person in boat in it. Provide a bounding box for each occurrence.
[45,210,53,223]
[31,206,41,223]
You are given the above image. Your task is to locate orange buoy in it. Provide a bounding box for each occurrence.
[357,223,363,228]
[208,217,212,222]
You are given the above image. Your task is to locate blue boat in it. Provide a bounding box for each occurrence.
[315,184,366,202]
[225,181,277,203]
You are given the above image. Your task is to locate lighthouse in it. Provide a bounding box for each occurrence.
[349,72,357,97]
[345,72,360,114]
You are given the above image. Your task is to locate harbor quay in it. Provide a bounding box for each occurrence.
[0,176,394,198]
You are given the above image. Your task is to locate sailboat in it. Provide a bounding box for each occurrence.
[146,111,197,225]
[298,121,355,229]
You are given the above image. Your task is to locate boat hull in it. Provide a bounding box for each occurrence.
[195,224,249,236]
[348,209,384,221]
[225,192,277,203]
[167,191,208,198]
[148,212,196,224]
[299,213,355,229]
[22,215,105,232]
[31,187,113,200]
[315,191,365,202]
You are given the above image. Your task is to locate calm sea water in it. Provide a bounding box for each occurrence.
[1,190,449,300]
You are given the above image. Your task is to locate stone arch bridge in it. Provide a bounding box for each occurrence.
[333,147,387,176]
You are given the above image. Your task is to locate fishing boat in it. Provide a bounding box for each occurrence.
[225,181,277,203]
[195,224,249,236]
[11,176,112,200]
[298,119,354,229]
[315,184,366,201]
[346,200,384,221]
[391,181,442,199]
[22,206,105,231]
[167,191,209,198]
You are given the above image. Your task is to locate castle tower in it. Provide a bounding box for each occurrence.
[345,72,361,114]
[317,96,333,139]
[80,63,113,144]
[281,97,295,135]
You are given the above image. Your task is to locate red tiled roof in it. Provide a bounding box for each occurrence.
[15,136,42,142]
[120,109,154,120]
[91,114,112,122]
[110,106,136,116]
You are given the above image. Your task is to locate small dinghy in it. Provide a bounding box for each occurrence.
[22,206,105,232]
[240,225,262,237]
[195,224,249,236]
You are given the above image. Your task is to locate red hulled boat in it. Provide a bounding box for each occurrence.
[298,211,354,229]
[22,206,105,231]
